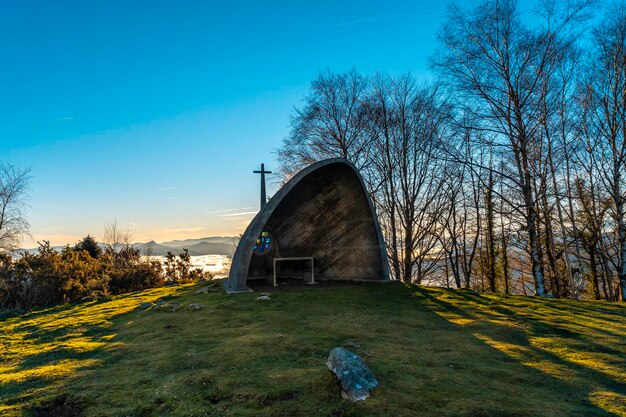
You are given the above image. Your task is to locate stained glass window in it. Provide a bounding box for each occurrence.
[254,231,274,255]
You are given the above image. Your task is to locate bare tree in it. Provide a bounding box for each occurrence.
[536,46,582,298]
[0,162,31,252]
[365,75,450,283]
[277,69,371,180]
[432,0,593,295]
[438,161,466,288]
[484,161,498,292]
[102,220,133,253]
[574,178,611,299]
[101,220,138,268]
[580,5,626,300]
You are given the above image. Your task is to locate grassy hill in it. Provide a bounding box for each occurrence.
[1,282,625,417]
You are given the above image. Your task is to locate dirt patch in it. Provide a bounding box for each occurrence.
[31,395,83,417]
[248,278,368,292]
[205,395,221,404]
[258,390,300,406]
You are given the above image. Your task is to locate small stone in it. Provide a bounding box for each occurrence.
[153,302,178,312]
[196,283,220,293]
[256,295,271,301]
[345,341,361,349]
[186,303,201,310]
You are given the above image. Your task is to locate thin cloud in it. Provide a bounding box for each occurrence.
[329,16,381,28]
[148,226,206,233]
[208,207,254,215]
[155,187,176,192]
[220,211,258,217]
[324,13,417,30]
[57,116,74,120]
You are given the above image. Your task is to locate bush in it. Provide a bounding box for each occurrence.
[109,261,163,294]
[0,237,211,311]
[9,243,65,308]
[163,249,211,284]
[58,248,109,301]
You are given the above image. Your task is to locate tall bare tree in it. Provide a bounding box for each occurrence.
[432,0,592,295]
[277,69,371,179]
[364,75,450,283]
[580,5,626,300]
[0,162,31,252]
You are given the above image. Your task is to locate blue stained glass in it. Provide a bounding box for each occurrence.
[254,231,272,252]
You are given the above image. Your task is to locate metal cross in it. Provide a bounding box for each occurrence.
[253,163,272,209]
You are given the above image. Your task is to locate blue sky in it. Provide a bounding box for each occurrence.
[1,0,462,246]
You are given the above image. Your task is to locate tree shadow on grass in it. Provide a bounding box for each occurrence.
[3,282,624,417]
[0,285,191,417]
[442,288,626,357]
[211,283,623,417]
[410,285,625,416]
[0,306,108,416]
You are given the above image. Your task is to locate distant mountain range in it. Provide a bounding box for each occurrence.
[18,236,239,257]
[136,237,238,256]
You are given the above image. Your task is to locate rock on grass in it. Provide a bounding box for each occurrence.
[326,347,379,401]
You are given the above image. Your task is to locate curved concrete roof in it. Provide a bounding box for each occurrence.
[224,158,389,293]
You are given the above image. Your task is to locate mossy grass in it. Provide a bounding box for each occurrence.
[1,281,625,416]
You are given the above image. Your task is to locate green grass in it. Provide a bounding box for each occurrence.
[1,281,625,417]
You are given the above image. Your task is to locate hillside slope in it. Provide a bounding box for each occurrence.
[1,282,625,417]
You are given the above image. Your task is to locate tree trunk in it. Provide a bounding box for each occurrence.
[588,245,601,300]
[485,177,497,292]
[523,169,546,296]
[617,197,626,301]
[598,243,615,301]
[388,202,402,281]
[403,223,413,283]
[541,181,562,297]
